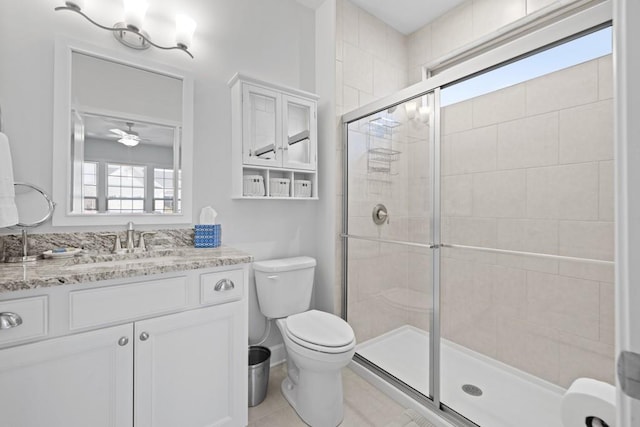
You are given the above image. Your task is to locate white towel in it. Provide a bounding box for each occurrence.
[0,132,18,227]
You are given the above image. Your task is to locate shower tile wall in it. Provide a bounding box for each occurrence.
[439,55,614,388]
[336,0,411,318]
[406,0,576,84]
[336,0,585,317]
[346,105,432,343]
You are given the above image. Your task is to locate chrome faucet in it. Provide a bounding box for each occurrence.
[125,222,136,250]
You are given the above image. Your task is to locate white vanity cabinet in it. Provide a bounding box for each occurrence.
[230,73,319,199]
[0,265,248,427]
[0,323,134,427]
[135,302,245,427]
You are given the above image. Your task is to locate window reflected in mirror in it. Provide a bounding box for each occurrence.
[73,112,181,214]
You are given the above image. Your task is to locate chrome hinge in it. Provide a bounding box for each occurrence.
[618,351,640,400]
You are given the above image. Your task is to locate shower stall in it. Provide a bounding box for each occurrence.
[341,13,615,427]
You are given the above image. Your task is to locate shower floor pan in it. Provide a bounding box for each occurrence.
[356,325,565,427]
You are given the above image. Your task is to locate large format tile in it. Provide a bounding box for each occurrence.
[431,2,474,59]
[558,220,614,261]
[472,84,526,128]
[444,126,498,175]
[343,43,373,93]
[526,163,599,220]
[442,174,473,217]
[497,112,559,169]
[472,169,527,218]
[442,100,473,135]
[525,60,598,115]
[526,271,600,340]
[558,100,613,164]
[358,8,387,58]
[473,0,526,39]
[496,317,560,384]
[598,55,613,100]
[496,219,558,255]
[599,160,614,221]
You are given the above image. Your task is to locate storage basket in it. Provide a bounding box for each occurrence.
[293,180,312,198]
[243,175,265,197]
[269,178,290,197]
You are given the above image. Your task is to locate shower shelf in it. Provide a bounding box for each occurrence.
[368,147,401,163]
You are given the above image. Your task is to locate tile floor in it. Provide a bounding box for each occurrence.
[248,363,408,426]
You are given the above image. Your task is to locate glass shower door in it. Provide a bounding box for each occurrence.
[438,27,614,427]
[345,94,436,400]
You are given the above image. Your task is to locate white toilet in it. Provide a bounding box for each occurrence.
[253,256,356,427]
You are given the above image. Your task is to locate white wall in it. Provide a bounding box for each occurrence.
[0,0,318,344]
[314,0,338,314]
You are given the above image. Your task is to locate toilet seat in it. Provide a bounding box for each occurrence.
[284,310,355,354]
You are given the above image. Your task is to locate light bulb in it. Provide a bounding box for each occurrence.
[123,0,148,30]
[419,105,430,122]
[405,102,417,119]
[175,14,196,49]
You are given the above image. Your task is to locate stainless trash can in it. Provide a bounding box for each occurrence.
[248,346,271,407]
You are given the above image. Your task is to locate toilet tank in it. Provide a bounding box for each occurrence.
[253,256,316,319]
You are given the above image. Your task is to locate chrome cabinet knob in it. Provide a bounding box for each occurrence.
[140,332,150,341]
[118,337,129,346]
[0,312,23,330]
[214,278,235,292]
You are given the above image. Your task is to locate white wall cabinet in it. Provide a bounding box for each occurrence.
[230,73,319,199]
[0,265,248,427]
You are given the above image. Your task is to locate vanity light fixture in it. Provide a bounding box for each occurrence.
[55,0,197,58]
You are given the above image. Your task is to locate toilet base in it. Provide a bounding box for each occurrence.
[281,371,345,427]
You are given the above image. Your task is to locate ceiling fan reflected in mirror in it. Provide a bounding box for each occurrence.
[109,122,149,147]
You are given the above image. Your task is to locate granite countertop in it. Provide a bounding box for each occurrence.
[0,246,253,293]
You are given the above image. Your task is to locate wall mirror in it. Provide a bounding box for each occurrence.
[52,38,193,226]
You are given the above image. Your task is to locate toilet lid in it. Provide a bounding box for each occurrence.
[286,310,355,348]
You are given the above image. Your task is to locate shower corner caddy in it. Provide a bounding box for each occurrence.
[365,116,401,179]
[229,73,319,200]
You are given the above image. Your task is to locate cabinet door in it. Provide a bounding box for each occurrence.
[0,324,134,427]
[242,83,282,167]
[135,302,246,427]
[282,94,316,170]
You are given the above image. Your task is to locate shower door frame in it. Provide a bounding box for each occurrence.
[340,2,613,426]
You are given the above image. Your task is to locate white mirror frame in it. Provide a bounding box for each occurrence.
[52,37,194,226]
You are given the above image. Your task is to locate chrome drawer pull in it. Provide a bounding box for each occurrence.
[214,279,235,292]
[0,312,23,330]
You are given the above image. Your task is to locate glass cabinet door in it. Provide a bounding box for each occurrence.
[242,84,282,167]
[282,95,316,170]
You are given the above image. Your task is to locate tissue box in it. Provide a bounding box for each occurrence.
[194,224,221,248]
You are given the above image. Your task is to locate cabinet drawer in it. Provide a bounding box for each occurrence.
[200,269,244,306]
[70,276,188,330]
[0,296,48,346]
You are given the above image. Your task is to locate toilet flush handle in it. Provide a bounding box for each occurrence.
[267,275,278,280]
